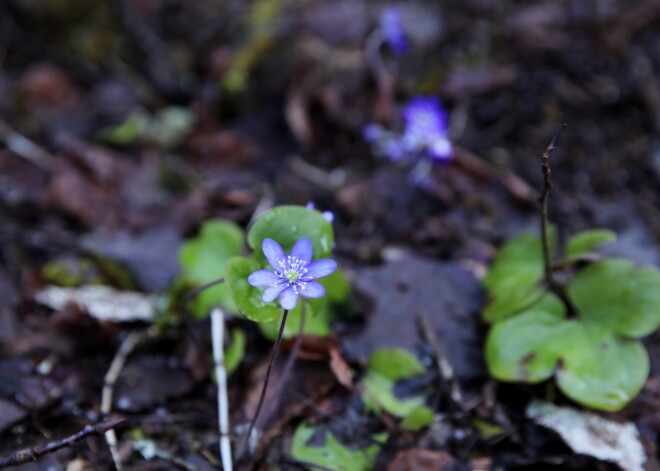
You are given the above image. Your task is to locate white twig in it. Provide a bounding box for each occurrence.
[102,331,143,471]
[0,120,53,171]
[211,308,233,471]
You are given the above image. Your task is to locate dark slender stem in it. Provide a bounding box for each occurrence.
[538,124,565,289]
[260,303,306,428]
[180,277,225,344]
[538,125,578,318]
[279,458,338,471]
[240,309,290,458]
[0,418,125,469]
[181,278,225,316]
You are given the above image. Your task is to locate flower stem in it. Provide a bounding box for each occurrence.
[240,309,290,459]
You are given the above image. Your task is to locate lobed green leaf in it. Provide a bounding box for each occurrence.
[568,259,660,338]
[565,229,616,258]
[247,206,334,265]
[225,257,282,323]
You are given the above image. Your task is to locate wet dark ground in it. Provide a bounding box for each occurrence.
[1,0,660,470]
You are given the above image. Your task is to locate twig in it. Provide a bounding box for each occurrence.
[102,331,144,471]
[239,309,290,459]
[537,125,579,317]
[180,277,225,345]
[0,418,125,469]
[538,125,565,285]
[211,308,233,471]
[279,458,337,471]
[0,120,53,171]
[417,311,463,408]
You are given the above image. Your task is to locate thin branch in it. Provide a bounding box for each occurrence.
[0,120,54,171]
[279,458,338,471]
[0,418,125,469]
[417,311,463,408]
[181,278,226,320]
[211,308,233,471]
[180,277,225,345]
[239,309,290,459]
[102,330,144,471]
[539,124,565,288]
[538,124,578,317]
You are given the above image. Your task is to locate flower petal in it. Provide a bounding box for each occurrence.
[279,287,299,310]
[290,238,313,264]
[248,269,279,287]
[303,259,337,280]
[262,238,287,271]
[300,281,325,298]
[262,284,287,303]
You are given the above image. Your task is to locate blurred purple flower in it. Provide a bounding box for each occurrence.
[363,95,452,165]
[381,8,408,55]
[248,238,337,310]
[306,202,334,223]
[363,123,384,142]
[401,96,452,162]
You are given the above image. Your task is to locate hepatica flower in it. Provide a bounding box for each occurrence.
[364,95,452,164]
[248,238,337,310]
[401,96,452,161]
[380,7,408,55]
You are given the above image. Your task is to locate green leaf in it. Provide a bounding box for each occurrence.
[225,329,246,375]
[471,418,506,440]
[291,424,384,471]
[362,348,430,418]
[179,220,244,318]
[483,230,554,296]
[247,206,334,265]
[568,259,660,338]
[486,306,569,383]
[363,375,427,417]
[555,323,648,411]
[483,230,555,322]
[225,257,282,323]
[565,229,616,258]
[483,286,544,323]
[259,301,332,341]
[485,305,649,411]
[368,348,426,381]
[400,406,434,431]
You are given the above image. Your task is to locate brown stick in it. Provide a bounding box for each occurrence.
[539,124,565,287]
[0,418,125,469]
[538,125,577,317]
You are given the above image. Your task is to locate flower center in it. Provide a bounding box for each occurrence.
[277,256,309,292]
[285,269,300,283]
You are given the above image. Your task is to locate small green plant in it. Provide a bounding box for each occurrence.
[362,348,434,431]
[483,130,660,411]
[176,204,350,458]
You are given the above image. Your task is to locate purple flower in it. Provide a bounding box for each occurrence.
[248,238,337,310]
[306,202,334,223]
[381,8,408,55]
[401,96,452,162]
[362,123,385,142]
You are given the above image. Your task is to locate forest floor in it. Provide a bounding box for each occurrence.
[1,1,660,470]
